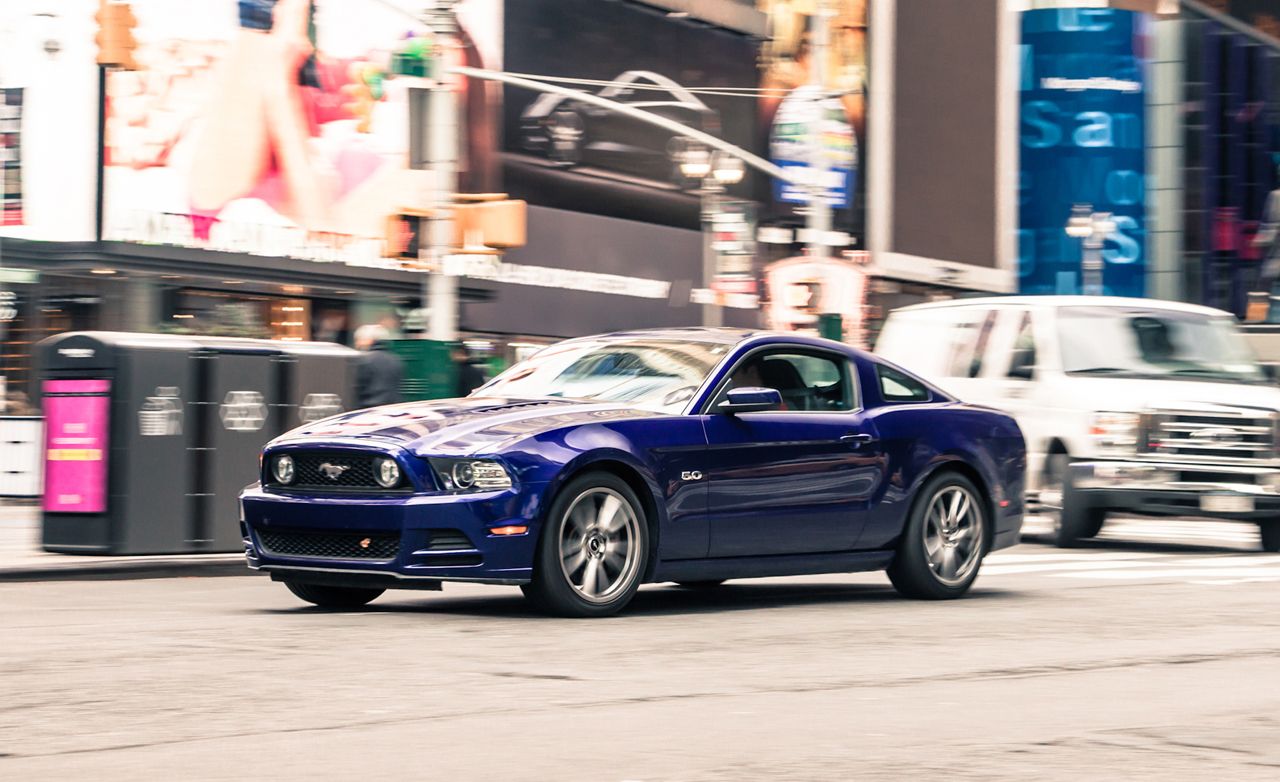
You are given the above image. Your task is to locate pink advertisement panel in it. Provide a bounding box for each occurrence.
[43,380,112,513]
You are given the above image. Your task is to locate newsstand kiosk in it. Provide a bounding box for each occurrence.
[36,332,357,554]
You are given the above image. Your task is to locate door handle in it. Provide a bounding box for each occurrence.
[840,432,877,446]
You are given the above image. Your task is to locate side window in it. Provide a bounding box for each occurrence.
[944,309,998,378]
[1007,312,1037,380]
[715,351,857,412]
[877,364,931,403]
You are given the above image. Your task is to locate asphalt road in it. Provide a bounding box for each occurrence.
[4,518,1279,781]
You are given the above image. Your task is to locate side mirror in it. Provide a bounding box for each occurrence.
[1008,363,1035,381]
[718,386,783,415]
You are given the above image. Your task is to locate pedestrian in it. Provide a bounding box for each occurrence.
[354,324,403,408]
[1253,168,1280,322]
[453,344,486,398]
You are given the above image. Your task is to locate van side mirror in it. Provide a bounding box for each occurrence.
[718,387,783,414]
[1008,351,1035,380]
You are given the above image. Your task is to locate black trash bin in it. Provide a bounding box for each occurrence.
[36,332,358,555]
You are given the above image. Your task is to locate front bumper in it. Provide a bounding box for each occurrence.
[1070,461,1280,521]
[239,483,548,586]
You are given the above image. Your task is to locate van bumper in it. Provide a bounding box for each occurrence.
[1070,460,1280,521]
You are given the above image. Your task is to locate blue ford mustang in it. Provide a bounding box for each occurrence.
[240,328,1025,616]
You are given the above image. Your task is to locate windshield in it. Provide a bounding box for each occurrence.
[1058,307,1262,383]
[478,339,731,413]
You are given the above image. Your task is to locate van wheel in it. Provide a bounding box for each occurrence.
[1042,454,1106,547]
[1261,522,1280,553]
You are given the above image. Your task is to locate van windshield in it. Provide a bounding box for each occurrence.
[1058,307,1263,383]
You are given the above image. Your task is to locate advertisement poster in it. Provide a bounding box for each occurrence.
[502,0,760,222]
[759,0,866,220]
[42,379,112,514]
[102,0,501,265]
[1,87,22,227]
[1019,8,1148,297]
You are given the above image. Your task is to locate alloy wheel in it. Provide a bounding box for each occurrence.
[557,487,642,604]
[922,485,984,586]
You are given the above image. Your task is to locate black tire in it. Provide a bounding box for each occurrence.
[888,471,989,600]
[524,472,650,618]
[674,580,726,589]
[285,581,384,609]
[1043,454,1107,548]
[1261,522,1280,553]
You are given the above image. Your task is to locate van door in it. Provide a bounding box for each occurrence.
[985,308,1053,481]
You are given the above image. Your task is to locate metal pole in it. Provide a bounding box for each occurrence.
[805,0,833,261]
[424,2,458,342]
[702,175,723,327]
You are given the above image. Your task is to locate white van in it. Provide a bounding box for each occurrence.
[876,296,1280,551]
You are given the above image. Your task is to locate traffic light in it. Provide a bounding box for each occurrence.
[95,1,139,70]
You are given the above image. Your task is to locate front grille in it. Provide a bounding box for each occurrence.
[258,529,400,560]
[269,451,404,491]
[1145,411,1277,463]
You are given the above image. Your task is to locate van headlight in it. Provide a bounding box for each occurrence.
[1090,412,1139,456]
[429,458,513,492]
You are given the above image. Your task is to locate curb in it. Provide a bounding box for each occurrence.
[0,555,250,583]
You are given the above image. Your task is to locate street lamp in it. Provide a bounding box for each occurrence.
[1065,203,1115,296]
[681,148,747,327]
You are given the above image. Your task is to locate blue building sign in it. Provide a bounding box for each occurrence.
[1019,9,1148,297]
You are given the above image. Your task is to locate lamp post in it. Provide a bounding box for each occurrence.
[681,149,745,327]
[1065,204,1115,296]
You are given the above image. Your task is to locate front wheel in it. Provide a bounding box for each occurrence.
[1042,454,1107,547]
[285,581,384,609]
[888,472,988,600]
[1261,522,1280,552]
[524,473,649,617]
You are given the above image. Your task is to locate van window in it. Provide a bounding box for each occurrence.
[1006,312,1037,380]
[946,309,998,378]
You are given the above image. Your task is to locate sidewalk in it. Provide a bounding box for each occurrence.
[0,502,247,582]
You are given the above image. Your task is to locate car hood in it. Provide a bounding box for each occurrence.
[278,397,659,456]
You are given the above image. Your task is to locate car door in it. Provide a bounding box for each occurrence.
[699,348,884,558]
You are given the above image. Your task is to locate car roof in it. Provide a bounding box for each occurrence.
[891,295,1233,319]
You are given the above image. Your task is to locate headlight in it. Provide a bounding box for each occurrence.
[1090,412,1139,456]
[272,454,295,484]
[430,458,513,492]
[374,457,401,488]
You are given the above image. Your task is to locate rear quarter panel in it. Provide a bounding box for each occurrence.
[858,403,1026,550]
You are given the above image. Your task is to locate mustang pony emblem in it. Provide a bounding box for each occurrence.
[318,462,350,480]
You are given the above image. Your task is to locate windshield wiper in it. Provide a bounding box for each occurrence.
[1066,367,1135,375]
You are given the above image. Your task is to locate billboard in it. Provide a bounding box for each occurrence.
[1019,8,1148,297]
[501,0,761,224]
[102,0,501,265]
[759,0,866,225]
[1,88,22,227]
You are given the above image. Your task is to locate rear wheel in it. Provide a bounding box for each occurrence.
[524,473,649,617]
[888,472,988,600]
[285,582,384,609]
[1261,522,1280,553]
[1042,454,1107,547]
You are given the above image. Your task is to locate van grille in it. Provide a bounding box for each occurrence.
[1144,411,1277,463]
